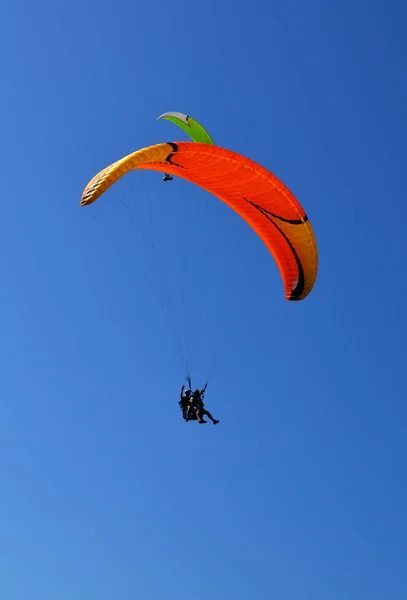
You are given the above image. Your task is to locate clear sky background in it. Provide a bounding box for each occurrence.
[1,1,406,599]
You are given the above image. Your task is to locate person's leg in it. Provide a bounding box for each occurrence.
[194,407,206,423]
[202,409,219,424]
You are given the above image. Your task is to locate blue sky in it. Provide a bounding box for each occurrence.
[1,0,406,598]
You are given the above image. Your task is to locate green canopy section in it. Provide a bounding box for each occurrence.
[157,111,215,145]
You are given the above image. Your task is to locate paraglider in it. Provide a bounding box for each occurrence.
[157,112,214,182]
[157,111,215,145]
[81,112,319,427]
[80,141,318,301]
[179,384,219,424]
[179,385,192,418]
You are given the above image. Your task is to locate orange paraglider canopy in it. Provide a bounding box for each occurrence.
[81,142,318,301]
